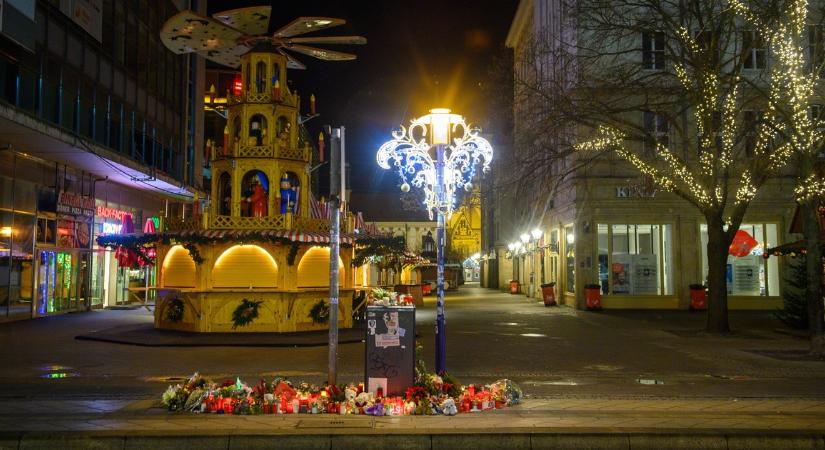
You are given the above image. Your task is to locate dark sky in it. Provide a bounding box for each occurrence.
[207,0,518,194]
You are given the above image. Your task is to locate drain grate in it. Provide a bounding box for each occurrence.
[297,419,373,428]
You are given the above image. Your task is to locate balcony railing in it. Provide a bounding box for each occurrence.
[163,212,356,233]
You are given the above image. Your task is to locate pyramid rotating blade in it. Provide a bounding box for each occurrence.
[286,44,356,61]
[284,35,367,45]
[274,17,345,38]
[212,6,271,36]
[277,49,307,70]
[161,10,245,56]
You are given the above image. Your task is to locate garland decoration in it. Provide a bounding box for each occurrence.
[96,231,355,266]
[165,297,185,322]
[309,299,330,324]
[232,299,263,329]
[287,242,301,266]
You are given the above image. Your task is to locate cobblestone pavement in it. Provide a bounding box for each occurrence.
[0,284,822,402]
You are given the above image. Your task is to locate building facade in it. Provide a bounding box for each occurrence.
[490,0,800,310]
[0,0,204,320]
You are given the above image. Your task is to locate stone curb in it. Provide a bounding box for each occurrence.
[1,431,824,450]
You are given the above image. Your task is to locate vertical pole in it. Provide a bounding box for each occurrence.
[328,127,341,386]
[435,144,446,374]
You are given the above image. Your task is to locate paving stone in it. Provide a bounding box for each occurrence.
[0,437,18,450]
[19,435,124,450]
[531,434,629,450]
[331,434,431,450]
[727,434,825,450]
[628,434,726,450]
[432,433,530,450]
[124,436,228,450]
[229,435,330,450]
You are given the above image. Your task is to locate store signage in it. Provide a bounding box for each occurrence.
[57,191,95,217]
[101,222,123,234]
[96,206,131,221]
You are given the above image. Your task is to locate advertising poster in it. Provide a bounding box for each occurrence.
[633,254,658,294]
[611,254,632,294]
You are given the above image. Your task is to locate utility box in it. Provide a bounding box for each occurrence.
[365,305,416,397]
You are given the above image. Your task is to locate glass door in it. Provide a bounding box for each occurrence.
[35,250,56,315]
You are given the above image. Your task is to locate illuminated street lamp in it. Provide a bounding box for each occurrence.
[377,108,492,374]
[531,229,543,241]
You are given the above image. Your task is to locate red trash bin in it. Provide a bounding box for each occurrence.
[509,280,520,294]
[541,283,556,306]
[689,284,707,310]
[585,284,602,310]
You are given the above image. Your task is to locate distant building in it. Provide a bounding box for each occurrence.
[0,1,204,320]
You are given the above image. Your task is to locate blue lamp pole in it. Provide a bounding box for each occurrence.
[377,108,492,374]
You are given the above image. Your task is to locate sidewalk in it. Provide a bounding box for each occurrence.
[1,397,824,449]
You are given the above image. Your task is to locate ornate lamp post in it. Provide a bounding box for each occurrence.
[377,108,492,373]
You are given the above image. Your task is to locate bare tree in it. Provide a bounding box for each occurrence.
[735,0,825,353]
[510,0,807,333]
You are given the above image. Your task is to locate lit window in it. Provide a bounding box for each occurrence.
[699,223,779,296]
[597,224,673,296]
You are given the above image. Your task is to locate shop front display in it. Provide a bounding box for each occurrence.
[33,190,94,316]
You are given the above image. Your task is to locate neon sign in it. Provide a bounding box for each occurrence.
[96,206,131,221]
[101,222,123,234]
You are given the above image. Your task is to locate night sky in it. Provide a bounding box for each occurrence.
[206,0,518,194]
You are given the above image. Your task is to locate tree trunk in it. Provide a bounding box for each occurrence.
[705,217,731,334]
[802,201,824,355]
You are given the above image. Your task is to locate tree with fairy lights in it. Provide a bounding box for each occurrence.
[507,0,821,333]
[734,0,825,353]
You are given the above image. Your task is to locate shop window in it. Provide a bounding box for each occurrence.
[597,223,673,295]
[212,245,277,288]
[700,223,779,296]
[297,247,345,288]
[564,225,575,293]
[249,114,267,146]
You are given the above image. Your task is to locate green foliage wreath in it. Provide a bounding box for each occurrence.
[232,299,263,329]
[309,299,330,324]
[165,297,185,322]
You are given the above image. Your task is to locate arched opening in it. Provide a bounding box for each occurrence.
[249,114,268,146]
[255,61,267,94]
[297,246,345,288]
[276,116,290,150]
[278,171,300,214]
[232,115,242,150]
[212,245,278,288]
[217,172,232,215]
[271,62,280,88]
[161,245,196,288]
[241,170,268,217]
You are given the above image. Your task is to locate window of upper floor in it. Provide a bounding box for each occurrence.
[741,30,766,70]
[808,25,824,77]
[642,31,666,70]
[642,111,669,157]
